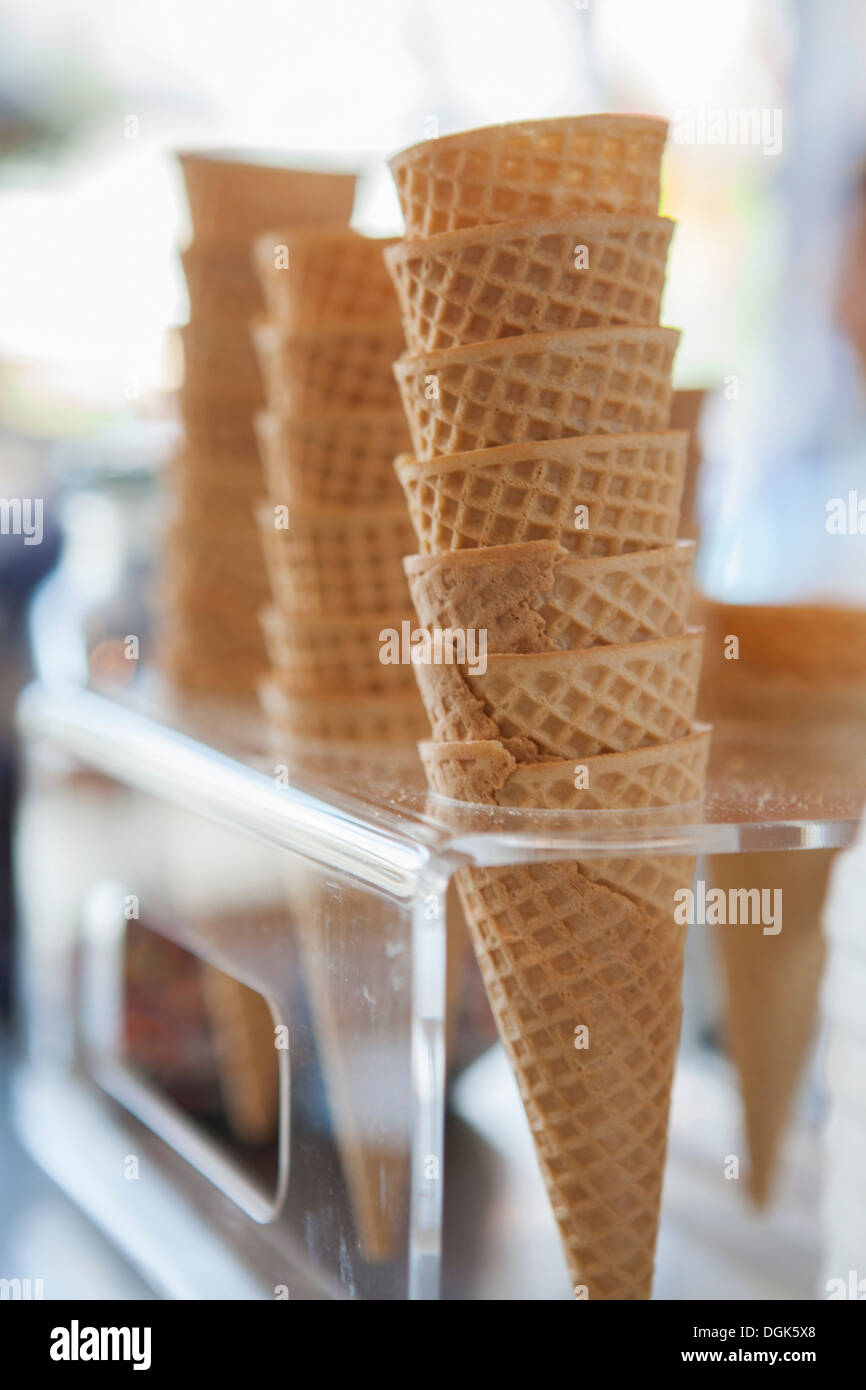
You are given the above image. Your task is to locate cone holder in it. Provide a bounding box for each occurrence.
[13,678,866,1300]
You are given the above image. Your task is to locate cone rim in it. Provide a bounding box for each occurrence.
[388,113,669,169]
[385,212,675,266]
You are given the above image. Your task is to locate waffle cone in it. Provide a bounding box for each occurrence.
[260,677,427,744]
[179,389,260,459]
[386,215,674,354]
[259,605,416,694]
[710,849,835,1205]
[252,319,406,415]
[181,322,263,401]
[178,152,355,248]
[394,327,680,461]
[200,968,279,1145]
[257,502,414,616]
[389,115,668,237]
[405,540,695,652]
[456,860,684,1297]
[397,432,688,556]
[413,630,703,757]
[181,244,264,322]
[253,226,402,331]
[255,409,409,506]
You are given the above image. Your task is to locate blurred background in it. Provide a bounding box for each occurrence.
[1,0,865,1298]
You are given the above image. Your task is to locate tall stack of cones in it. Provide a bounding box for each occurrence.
[250,226,427,746]
[386,116,710,1298]
[159,154,355,702]
[250,228,427,1262]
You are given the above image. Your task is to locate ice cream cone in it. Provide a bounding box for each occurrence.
[419,726,711,809]
[393,326,680,461]
[413,630,703,756]
[179,389,261,459]
[181,243,265,322]
[455,859,685,1298]
[254,409,409,507]
[252,319,406,416]
[253,226,402,332]
[389,115,668,238]
[259,605,416,694]
[385,215,674,354]
[181,322,263,402]
[178,152,355,249]
[260,676,428,744]
[200,967,279,1146]
[404,540,695,652]
[709,848,836,1205]
[257,501,414,616]
[396,432,688,556]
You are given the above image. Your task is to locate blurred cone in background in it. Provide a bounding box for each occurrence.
[386,114,710,1297]
[700,599,866,1204]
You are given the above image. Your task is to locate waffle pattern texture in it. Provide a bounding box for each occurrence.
[387,114,710,1298]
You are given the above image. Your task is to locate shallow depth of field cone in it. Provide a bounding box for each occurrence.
[178,152,355,248]
[259,605,416,694]
[200,967,279,1146]
[389,115,668,238]
[710,847,837,1205]
[413,630,703,757]
[180,389,261,459]
[397,432,688,556]
[291,875,411,1262]
[253,226,401,331]
[253,319,406,415]
[260,677,427,744]
[255,409,409,506]
[405,540,694,652]
[394,327,679,461]
[456,860,684,1298]
[181,244,265,322]
[420,727,711,811]
[181,323,263,401]
[386,215,674,353]
[257,503,414,616]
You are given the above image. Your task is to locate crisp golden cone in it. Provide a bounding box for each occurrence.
[253,226,402,331]
[404,540,695,652]
[385,215,675,354]
[200,967,279,1145]
[396,432,688,556]
[178,152,355,248]
[389,115,668,237]
[419,727,711,810]
[257,501,414,616]
[181,322,263,402]
[254,409,409,506]
[260,676,427,744]
[181,244,264,322]
[455,860,685,1297]
[709,848,836,1205]
[393,327,680,462]
[259,605,416,694]
[413,630,703,757]
[252,318,406,415]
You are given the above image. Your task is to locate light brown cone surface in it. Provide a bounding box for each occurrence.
[396,432,688,555]
[386,215,675,353]
[394,326,680,461]
[257,503,414,616]
[253,319,406,416]
[456,860,685,1298]
[253,225,402,332]
[405,540,695,651]
[260,605,416,695]
[389,115,668,237]
[179,153,355,248]
[414,631,703,757]
[255,409,410,507]
[260,678,429,744]
[709,848,836,1205]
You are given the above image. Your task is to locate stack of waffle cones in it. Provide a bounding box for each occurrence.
[386,115,710,1298]
[250,228,428,1262]
[158,154,355,701]
[251,225,427,746]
